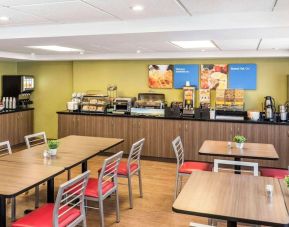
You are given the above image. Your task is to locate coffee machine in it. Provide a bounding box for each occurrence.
[264,96,276,121]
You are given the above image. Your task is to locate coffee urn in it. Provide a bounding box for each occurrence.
[279,103,288,121]
[264,96,276,121]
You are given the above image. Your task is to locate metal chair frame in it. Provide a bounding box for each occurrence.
[0,141,12,157]
[24,132,48,211]
[0,141,16,221]
[53,171,90,227]
[172,136,189,200]
[213,159,259,176]
[117,138,145,209]
[24,132,47,149]
[85,151,123,227]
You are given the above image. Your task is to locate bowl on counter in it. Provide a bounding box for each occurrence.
[247,111,260,121]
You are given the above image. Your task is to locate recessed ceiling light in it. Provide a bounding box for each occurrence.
[31,53,35,56]
[0,16,9,22]
[170,40,216,49]
[131,5,144,11]
[79,51,85,55]
[201,49,206,52]
[136,50,141,54]
[26,45,83,52]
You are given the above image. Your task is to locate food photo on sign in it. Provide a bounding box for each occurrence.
[200,64,228,89]
[148,65,173,88]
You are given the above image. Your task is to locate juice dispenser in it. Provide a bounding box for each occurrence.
[183,81,195,116]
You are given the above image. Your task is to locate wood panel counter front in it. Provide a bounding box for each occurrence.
[0,109,33,145]
[58,113,289,168]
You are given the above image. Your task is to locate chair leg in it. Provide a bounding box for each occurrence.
[128,176,133,209]
[115,190,120,223]
[99,199,105,227]
[180,175,183,190]
[174,173,180,200]
[11,197,16,222]
[35,186,39,208]
[138,170,143,198]
[82,216,87,227]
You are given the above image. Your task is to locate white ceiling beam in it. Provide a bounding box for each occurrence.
[3,50,287,61]
[0,11,288,39]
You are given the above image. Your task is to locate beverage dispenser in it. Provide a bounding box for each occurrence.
[183,81,196,116]
[2,75,34,109]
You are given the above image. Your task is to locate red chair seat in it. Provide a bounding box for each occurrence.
[117,161,138,175]
[68,178,114,198]
[260,168,288,179]
[179,162,212,174]
[12,203,80,227]
[98,161,138,176]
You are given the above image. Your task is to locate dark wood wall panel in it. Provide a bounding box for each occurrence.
[58,114,289,168]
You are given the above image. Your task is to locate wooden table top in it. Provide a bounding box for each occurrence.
[173,171,289,226]
[198,140,279,160]
[0,161,64,196]
[0,135,124,169]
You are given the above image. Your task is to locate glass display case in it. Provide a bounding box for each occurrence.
[81,95,109,113]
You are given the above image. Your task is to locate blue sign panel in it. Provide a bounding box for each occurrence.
[229,64,257,90]
[174,64,199,89]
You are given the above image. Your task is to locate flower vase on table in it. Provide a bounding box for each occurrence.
[233,135,246,149]
[47,140,60,156]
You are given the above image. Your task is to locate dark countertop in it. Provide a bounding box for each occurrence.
[0,108,34,115]
[57,110,289,126]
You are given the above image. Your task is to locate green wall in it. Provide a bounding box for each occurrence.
[17,61,73,138]
[1,58,289,139]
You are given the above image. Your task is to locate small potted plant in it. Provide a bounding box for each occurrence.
[48,139,59,156]
[233,135,246,149]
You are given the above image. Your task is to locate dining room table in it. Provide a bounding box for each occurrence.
[173,171,289,227]
[199,140,279,173]
[0,135,124,227]
[0,162,64,227]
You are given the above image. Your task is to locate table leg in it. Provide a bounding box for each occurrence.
[234,157,241,174]
[47,178,55,203]
[0,195,6,227]
[82,161,88,173]
[227,221,237,227]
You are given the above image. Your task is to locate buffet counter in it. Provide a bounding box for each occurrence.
[57,110,289,168]
[0,108,34,145]
[57,110,289,126]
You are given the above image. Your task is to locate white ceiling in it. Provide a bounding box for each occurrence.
[0,0,289,60]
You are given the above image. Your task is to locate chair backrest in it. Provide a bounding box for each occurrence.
[53,171,90,227]
[25,132,47,149]
[0,141,12,157]
[172,136,185,168]
[98,151,123,199]
[213,159,259,176]
[127,138,145,171]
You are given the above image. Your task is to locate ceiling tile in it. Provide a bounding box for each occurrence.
[0,6,50,26]
[180,0,276,14]
[214,39,260,50]
[259,38,289,50]
[83,0,188,20]
[0,0,74,7]
[273,0,289,11]
[12,0,116,23]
